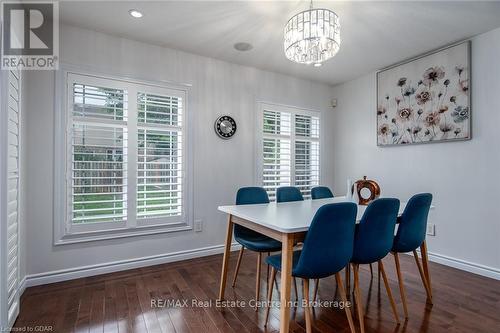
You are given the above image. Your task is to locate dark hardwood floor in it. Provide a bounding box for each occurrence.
[14,251,500,333]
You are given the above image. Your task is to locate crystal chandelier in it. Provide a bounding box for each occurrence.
[284,0,341,66]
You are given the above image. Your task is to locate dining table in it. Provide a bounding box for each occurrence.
[217,196,433,333]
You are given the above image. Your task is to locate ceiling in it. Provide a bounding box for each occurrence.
[60,1,500,86]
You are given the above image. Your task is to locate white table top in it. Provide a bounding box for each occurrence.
[218,196,409,233]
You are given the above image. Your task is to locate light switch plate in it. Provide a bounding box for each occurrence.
[194,219,203,232]
[426,223,435,236]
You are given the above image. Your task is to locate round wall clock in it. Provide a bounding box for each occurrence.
[214,115,237,139]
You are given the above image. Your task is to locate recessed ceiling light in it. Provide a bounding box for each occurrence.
[234,42,253,52]
[313,63,322,67]
[129,9,143,18]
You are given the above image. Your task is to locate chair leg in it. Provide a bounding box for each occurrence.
[313,279,319,302]
[353,264,365,333]
[336,273,356,333]
[303,279,312,333]
[293,277,299,301]
[420,241,433,299]
[266,252,270,293]
[369,263,373,278]
[393,253,409,319]
[345,264,351,296]
[413,250,433,303]
[264,267,277,326]
[232,247,245,287]
[255,252,262,311]
[378,260,400,324]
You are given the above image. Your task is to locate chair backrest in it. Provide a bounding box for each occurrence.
[311,186,334,200]
[236,187,270,206]
[352,198,400,264]
[393,193,433,253]
[294,203,357,279]
[276,186,304,203]
[234,187,270,239]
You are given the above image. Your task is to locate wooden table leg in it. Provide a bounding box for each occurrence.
[218,215,234,301]
[255,252,262,310]
[279,234,294,333]
[420,240,433,299]
[303,279,312,333]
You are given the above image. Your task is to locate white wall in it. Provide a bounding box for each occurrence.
[23,25,335,280]
[331,27,500,278]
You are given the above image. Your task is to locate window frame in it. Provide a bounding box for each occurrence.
[54,66,193,245]
[256,102,322,200]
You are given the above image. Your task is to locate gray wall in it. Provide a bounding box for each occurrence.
[23,25,335,277]
[330,27,500,276]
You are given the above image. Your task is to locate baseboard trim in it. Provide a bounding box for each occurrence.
[425,250,500,280]
[18,276,27,298]
[24,243,240,288]
[22,243,499,290]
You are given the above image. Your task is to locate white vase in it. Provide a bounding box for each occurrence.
[346,179,352,201]
[351,186,359,204]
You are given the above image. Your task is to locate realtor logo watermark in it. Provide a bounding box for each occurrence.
[1,1,59,70]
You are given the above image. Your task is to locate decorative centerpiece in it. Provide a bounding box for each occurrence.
[352,176,380,205]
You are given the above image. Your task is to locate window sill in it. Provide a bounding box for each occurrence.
[54,223,193,246]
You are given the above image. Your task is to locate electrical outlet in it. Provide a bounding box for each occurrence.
[194,219,203,232]
[426,223,435,236]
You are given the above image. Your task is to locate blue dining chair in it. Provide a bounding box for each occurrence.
[310,186,334,300]
[276,186,304,203]
[351,198,401,333]
[392,193,433,318]
[264,203,358,333]
[232,187,282,310]
[311,186,334,199]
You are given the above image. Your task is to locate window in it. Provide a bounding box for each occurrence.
[259,103,320,200]
[137,92,183,219]
[71,83,127,226]
[55,72,189,243]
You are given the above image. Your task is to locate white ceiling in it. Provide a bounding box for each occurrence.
[60,1,500,86]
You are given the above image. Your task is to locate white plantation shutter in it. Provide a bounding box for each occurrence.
[137,92,183,220]
[6,69,21,326]
[71,124,127,224]
[262,110,291,200]
[260,105,320,200]
[61,73,188,240]
[70,83,128,225]
[73,84,125,120]
[294,114,320,198]
[295,114,320,138]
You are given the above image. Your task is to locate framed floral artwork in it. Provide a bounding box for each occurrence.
[377,41,471,146]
